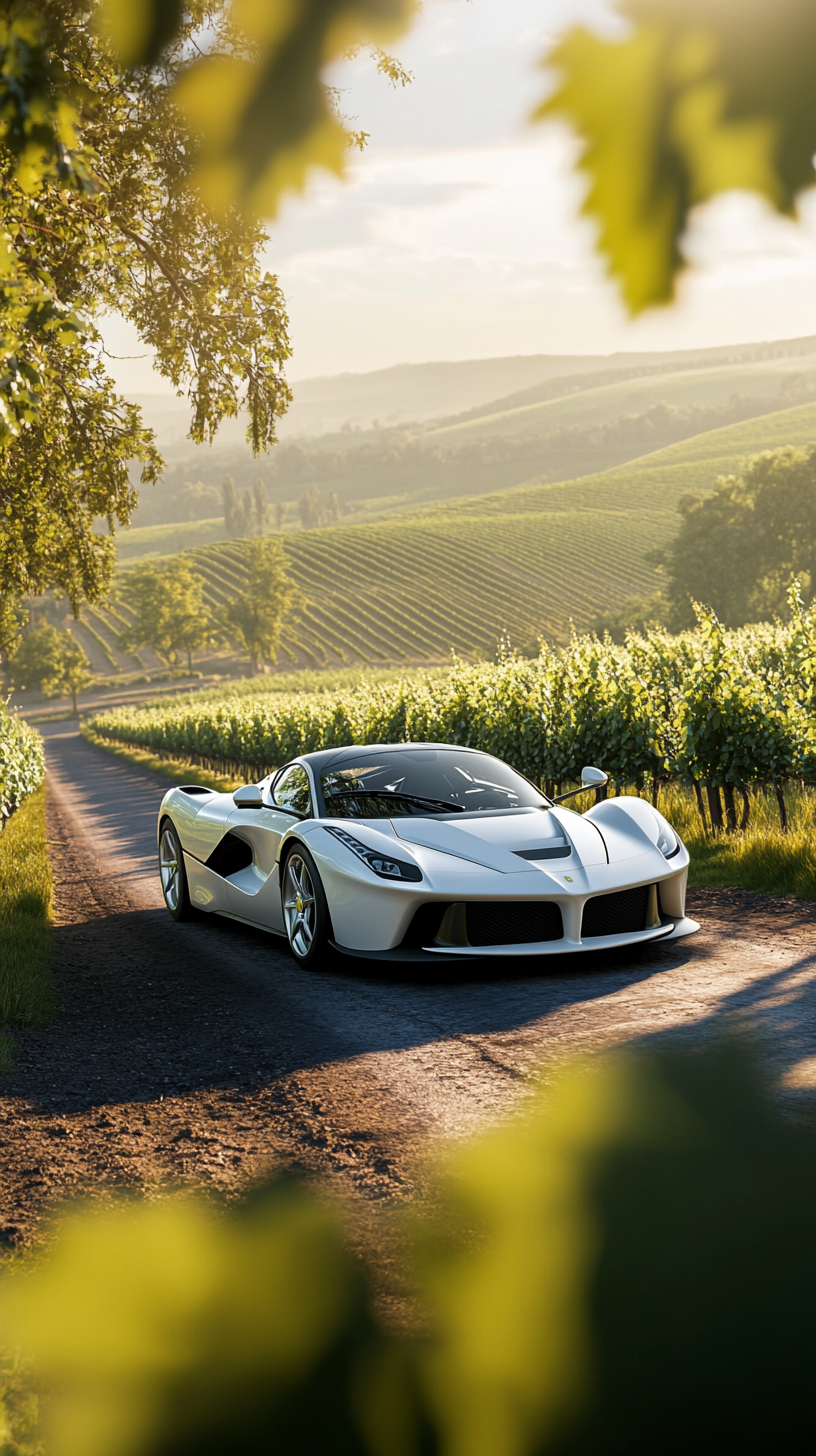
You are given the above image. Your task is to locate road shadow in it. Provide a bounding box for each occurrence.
[0,897,704,1114]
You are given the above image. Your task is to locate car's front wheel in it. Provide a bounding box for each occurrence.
[281,845,333,968]
[159,820,196,922]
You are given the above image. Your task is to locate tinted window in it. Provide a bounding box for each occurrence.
[274,764,313,817]
[321,748,545,817]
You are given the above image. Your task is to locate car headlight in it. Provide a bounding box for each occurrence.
[656,822,680,858]
[325,826,423,881]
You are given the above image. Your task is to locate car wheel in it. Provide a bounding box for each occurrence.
[282,845,333,968]
[159,820,196,922]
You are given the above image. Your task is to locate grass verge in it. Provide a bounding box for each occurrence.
[0,785,54,1066]
[660,783,816,898]
[81,726,241,792]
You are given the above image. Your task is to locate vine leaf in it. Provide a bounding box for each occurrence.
[537,0,816,312]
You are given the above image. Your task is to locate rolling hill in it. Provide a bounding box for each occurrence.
[128,334,816,535]
[63,399,816,685]
[426,355,816,444]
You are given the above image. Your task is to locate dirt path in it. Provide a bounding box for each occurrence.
[1,724,815,1251]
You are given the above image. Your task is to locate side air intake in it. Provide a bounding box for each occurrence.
[206,833,253,879]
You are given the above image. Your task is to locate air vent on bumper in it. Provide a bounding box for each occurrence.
[581,884,660,938]
[467,902,564,946]
[402,901,564,948]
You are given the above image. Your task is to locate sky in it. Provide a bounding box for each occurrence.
[103,0,816,393]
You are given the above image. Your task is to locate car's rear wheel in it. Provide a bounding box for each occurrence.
[282,845,333,968]
[159,820,196,922]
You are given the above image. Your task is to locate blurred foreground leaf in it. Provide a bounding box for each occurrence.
[0,1180,385,1456]
[6,1045,816,1455]
[415,1040,816,1454]
[98,0,416,214]
[539,0,816,311]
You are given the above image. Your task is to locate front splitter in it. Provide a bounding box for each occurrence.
[330,917,699,963]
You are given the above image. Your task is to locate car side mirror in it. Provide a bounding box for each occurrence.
[232,784,263,808]
[581,766,608,788]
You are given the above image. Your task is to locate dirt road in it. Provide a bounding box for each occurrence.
[1,724,815,1250]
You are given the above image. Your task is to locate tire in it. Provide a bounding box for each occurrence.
[281,844,334,969]
[159,819,196,922]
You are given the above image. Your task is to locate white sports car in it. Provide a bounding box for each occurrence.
[157,742,698,967]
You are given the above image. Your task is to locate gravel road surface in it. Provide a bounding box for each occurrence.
[1,724,815,1252]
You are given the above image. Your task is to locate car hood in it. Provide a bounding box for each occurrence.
[391,803,661,872]
[391,806,600,874]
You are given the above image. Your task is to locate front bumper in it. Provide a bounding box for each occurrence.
[331,915,700,962]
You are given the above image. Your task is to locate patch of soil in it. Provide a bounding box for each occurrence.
[0,788,424,1263]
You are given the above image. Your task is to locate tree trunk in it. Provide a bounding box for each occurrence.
[544,780,554,801]
[706,782,724,833]
[775,783,788,832]
[740,787,751,832]
[693,781,709,836]
[187,648,192,674]
[72,686,78,715]
[651,778,659,810]
[722,784,738,833]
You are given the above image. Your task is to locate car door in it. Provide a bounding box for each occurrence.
[225,765,314,931]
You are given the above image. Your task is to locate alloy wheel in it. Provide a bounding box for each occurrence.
[283,852,317,959]
[160,827,181,912]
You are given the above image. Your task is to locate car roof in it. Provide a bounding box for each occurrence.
[298,742,489,775]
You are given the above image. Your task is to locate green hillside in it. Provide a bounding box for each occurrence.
[155,405,816,662]
[440,400,816,522]
[426,357,816,443]
[71,401,816,680]
[129,335,816,535]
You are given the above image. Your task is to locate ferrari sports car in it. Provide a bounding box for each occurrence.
[157,742,699,966]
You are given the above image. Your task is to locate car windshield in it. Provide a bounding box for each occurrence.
[321,748,547,817]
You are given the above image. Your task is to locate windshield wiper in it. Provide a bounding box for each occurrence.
[325,790,465,813]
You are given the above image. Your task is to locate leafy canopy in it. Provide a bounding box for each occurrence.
[539,0,816,311]
[222,538,299,674]
[652,444,816,629]
[119,560,216,671]
[1,0,415,224]
[0,1,299,653]
[8,622,93,709]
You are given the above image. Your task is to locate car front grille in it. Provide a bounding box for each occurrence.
[402,900,564,948]
[581,884,653,938]
[466,901,564,946]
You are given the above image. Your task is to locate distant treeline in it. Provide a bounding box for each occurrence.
[131,379,815,528]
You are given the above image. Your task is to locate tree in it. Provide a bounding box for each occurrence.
[222,540,298,675]
[119,562,215,674]
[251,479,270,536]
[222,477,244,537]
[0,3,294,658]
[222,477,270,537]
[652,445,816,627]
[298,487,325,530]
[8,625,93,713]
[179,483,221,522]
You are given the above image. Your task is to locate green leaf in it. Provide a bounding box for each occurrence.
[538,0,816,312]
